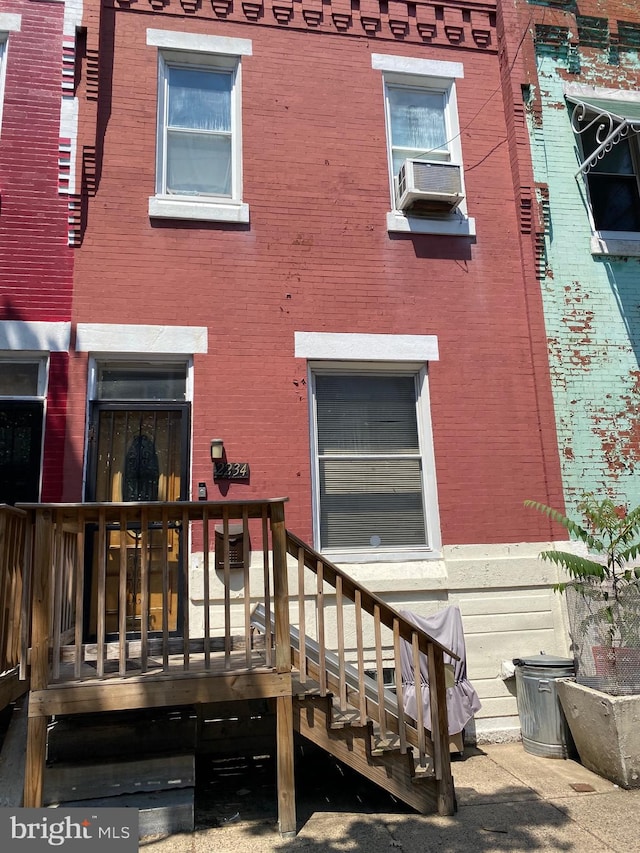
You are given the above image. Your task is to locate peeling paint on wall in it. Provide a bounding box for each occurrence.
[525,42,640,512]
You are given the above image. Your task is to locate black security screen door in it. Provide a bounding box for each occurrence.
[0,401,43,504]
[86,404,189,636]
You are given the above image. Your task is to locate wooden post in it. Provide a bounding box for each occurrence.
[271,501,296,836]
[271,500,290,675]
[427,644,456,815]
[276,694,296,837]
[23,509,53,807]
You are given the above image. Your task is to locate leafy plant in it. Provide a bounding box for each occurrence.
[525,495,640,651]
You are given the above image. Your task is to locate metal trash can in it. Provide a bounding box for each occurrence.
[513,655,575,758]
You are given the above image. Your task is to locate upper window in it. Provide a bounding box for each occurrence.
[567,89,640,254]
[147,29,251,224]
[581,128,640,233]
[0,38,6,132]
[0,14,22,136]
[372,54,474,238]
[571,102,640,232]
[161,64,234,198]
[386,84,450,176]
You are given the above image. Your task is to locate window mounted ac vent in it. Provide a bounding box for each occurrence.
[396,159,464,213]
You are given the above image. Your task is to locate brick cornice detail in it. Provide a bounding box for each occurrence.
[110,0,496,51]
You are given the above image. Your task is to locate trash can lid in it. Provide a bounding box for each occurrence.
[512,655,574,668]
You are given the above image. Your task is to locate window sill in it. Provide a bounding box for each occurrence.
[590,231,640,257]
[149,196,250,224]
[320,547,442,564]
[387,210,476,237]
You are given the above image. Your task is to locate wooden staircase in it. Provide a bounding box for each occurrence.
[292,683,439,813]
[0,500,458,834]
[254,532,462,816]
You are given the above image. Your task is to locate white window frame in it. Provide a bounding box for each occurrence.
[297,331,441,563]
[147,29,251,224]
[372,54,475,238]
[0,353,49,503]
[87,356,193,403]
[0,14,22,137]
[0,353,48,400]
[307,362,441,562]
[0,37,6,136]
[565,83,640,257]
[85,355,194,499]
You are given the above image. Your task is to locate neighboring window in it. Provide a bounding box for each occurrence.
[0,357,47,504]
[372,54,474,237]
[0,37,6,133]
[311,368,438,556]
[575,109,640,233]
[0,15,21,136]
[147,29,251,224]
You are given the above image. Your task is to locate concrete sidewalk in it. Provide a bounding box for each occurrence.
[141,744,640,853]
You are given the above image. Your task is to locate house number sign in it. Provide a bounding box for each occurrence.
[214,462,250,480]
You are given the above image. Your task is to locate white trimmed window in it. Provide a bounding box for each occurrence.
[0,355,47,504]
[0,14,22,136]
[0,37,6,133]
[309,364,440,560]
[147,29,251,224]
[372,54,474,238]
[566,86,640,256]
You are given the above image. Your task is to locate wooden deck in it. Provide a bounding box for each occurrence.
[0,505,28,710]
[0,499,457,836]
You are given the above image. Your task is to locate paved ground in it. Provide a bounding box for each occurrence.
[141,742,640,853]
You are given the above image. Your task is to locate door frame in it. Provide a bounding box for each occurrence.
[84,401,191,640]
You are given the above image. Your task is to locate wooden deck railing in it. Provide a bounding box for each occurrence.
[12,499,455,821]
[0,505,27,709]
[284,530,457,814]
[20,500,290,689]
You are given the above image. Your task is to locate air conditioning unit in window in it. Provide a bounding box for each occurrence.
[395,159,464,213]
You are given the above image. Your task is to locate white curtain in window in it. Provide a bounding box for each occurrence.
[167,132,231,195]
[166,67,233,195]
[168,67,231,131]
[389,87,447,154]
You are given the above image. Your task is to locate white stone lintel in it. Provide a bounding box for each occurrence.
[0,321,70,351]
[76,324,208,354]
[147,28,252,56]
[295,331,439,362]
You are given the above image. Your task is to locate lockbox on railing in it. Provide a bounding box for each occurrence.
[214,523,247,571]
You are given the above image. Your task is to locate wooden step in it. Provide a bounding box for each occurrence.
[293,694,438,814]
[329,707,368,730]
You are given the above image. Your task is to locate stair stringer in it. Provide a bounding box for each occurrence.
[292,694,438,814]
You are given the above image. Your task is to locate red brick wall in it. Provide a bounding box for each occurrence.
[69,9,564,546]
[0,1,73,501]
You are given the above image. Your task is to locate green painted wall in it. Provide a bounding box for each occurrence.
[527,46,640,515]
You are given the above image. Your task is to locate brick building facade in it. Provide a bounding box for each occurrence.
[56,0,572,738]
[0,0,79,502]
